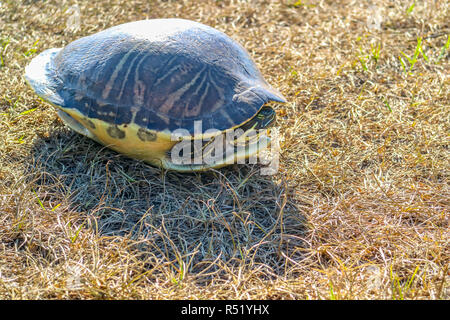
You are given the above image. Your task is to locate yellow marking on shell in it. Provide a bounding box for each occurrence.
[61,108,177,167]
[219,109,236,127]
[129,106,139,123]
[102,42,144,100]
[74,93,84,101]
[96,100,109,107]
[133,80,146,106]
[158,65,205,115]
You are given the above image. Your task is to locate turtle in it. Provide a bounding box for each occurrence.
[25,18,286,171]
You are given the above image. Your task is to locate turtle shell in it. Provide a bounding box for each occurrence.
[25,19,286,135]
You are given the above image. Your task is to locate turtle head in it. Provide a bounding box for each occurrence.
[254,106,276,129]
[240,105,276,131]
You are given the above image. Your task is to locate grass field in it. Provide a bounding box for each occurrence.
[0,0,448,299]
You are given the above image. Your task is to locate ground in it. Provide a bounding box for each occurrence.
[0,0,448,299]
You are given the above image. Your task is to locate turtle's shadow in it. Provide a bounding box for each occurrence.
[28,128,307,278]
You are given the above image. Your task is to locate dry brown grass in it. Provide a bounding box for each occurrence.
[0,0,448,299]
